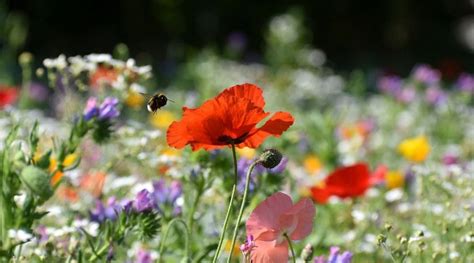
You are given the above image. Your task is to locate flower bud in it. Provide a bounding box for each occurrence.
[20,166,53,200]
[258,149,282,169]
[300,243,313,261]
[19,52,33,66]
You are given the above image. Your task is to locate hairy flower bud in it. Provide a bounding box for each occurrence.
[300,243,313,261]
[258,149,282,169]
[20,166,53,200]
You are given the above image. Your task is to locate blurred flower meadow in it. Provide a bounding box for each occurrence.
[0,8,473,263]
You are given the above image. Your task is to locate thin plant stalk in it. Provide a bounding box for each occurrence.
[227,161,258,262]
[212,143,239,262]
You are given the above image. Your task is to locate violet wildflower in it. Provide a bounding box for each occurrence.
[456,73,474,93]
[152,179,183,215]
[134,189,155,212]
[425,86,447,106]
[377,75,403,95]
[314,246,353,263]
[442,153,459,166]
[83,97,120,121]
[98,97,120,120]
[84,97,99,121]
[240,235,255,255]
[396,87,416,103]
[90,197,122,223]
[412,64,440,85]
[36,225,49,243]
[135,248,153,263]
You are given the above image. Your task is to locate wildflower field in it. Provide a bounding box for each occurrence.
[0,9,473,263]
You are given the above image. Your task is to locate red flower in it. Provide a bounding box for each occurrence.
[167,83,294,151]
[310,163,372,204]
[0,85,19,108]
[90,66,118,88]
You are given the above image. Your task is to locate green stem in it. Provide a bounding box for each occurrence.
[212,143,239,262]
[284,233,296,263]
[231,143,238,185]
[159,218,190,262]
[212,185,236,263]
[88,242,110,262]
[227,161,258,262]
[187,187,202,233]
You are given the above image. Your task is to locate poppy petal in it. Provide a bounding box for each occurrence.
[241,112,294,148]
[251,240,289,263]
[310,186,331,204]
[247,192,293,239]
[218,83,265,108]
[167,121,192,149]
[286,198,315,240]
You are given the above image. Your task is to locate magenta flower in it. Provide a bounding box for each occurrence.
[456,73,474,93]
[412,64,441,85]
[245,192,315,262]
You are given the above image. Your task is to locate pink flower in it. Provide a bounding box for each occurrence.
[245,192,315,263]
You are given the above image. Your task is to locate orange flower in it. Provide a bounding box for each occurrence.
[90,66,118,88]
[167,84,294,151]
[80,172,106,197]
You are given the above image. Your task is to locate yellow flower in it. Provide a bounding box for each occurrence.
[49,153,79,186]
[125,91,145,109]
[149,110,175,129]
[398,135,431,163]
[224,240,240,255]
[161,148,180,157]
[386,170,404,189]
[304,154,322,174]
[236,147,256,159]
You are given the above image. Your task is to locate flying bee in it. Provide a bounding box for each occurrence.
[139,92,174,113]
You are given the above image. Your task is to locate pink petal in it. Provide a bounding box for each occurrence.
[251,239,289,263]
[246,192,293,239]
[286,198,315,240]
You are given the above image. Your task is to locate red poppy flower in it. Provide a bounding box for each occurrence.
[90,66,118,88]
[167,83,294,151]
[0,85,19,108]
[310,163,371,204]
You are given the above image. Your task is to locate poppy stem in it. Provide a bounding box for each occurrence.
[227,160,258,263]
[158,218,190,262]
[211,143,239,262]
[284,233,296,263]
[232,143,238,185]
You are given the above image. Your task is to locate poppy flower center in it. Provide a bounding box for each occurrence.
[217,132,250,144]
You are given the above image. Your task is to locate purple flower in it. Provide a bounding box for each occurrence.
[442,153,459,166]
[134,189,155,212]
[99,97,120,120]
[83,97,120,121]
[412,64,441,85]
[29,82,49,102]
[315,246,353,263]
[90,197,122,223]
[425,86,447,106]
[83,97,99,120]
[36,225,48,243]
[135,248,153,263]
[152,179,183,215]
[377,75,403,95]
[456,73,474,93]
[240,235,255,255]
[396,87,416,103]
